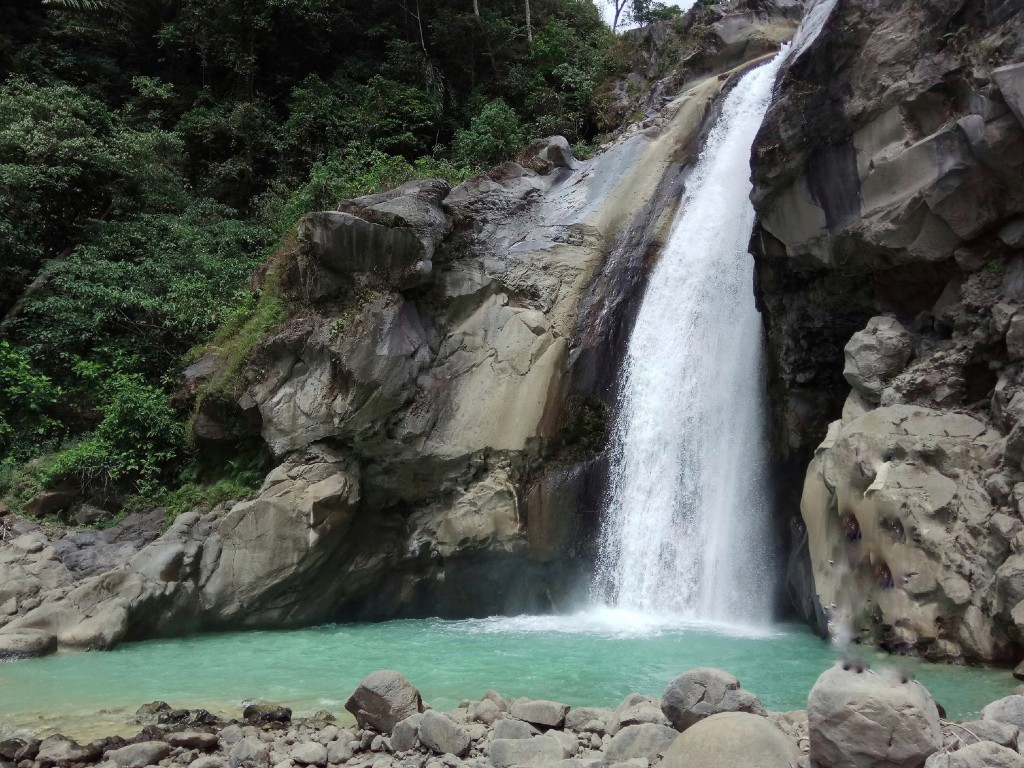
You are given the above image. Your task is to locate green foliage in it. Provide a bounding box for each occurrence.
[12,201,270,383]
[42,371,186,496]
[0,342,62,458]
[453,100,528,167]
[156,450,267,527]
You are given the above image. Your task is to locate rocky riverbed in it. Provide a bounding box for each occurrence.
[7,665,1024,768]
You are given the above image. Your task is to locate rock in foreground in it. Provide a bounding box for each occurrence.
[808,664,942,768]
[345,670,424,733]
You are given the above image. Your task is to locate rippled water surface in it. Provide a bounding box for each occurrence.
[0,610,1016,740]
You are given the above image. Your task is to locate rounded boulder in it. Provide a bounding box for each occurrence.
[661,712,799,768]
[808,663,941,768]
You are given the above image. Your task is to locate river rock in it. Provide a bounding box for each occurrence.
[606,694,670,736]
[983,696,1024,730]
[188,757,227,768]
[602,724,678,763]
[565,708,613,734]
[230,737,269,763]
[509,699,569,729]
[944,720,1019,751]
[925,742,1024,768]
[662,712,799,768]
[391,714,424,752]
[104,741,171,768]
[291,742,328,766]
[346,671,424,733]
[661,668,764,731]
[488,736,566,768]
[166,732,218,750]
[418,711,470,757]
[468,698,501,725]
[327,740,355,763]
[492,719,539,740]
[483,690,509,712]
[244,703,292,725]
[35,736,101,767]
[807,664,941,768]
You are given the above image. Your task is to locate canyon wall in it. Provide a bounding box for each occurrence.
[751,0,1024,661]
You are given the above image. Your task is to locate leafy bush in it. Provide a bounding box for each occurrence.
[41,372,186,496]
[0,342,62,458]
[453,99,528,167]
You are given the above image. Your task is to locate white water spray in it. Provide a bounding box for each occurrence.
[594,53,785,626]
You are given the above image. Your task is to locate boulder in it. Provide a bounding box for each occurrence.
[843,317,912,403]
[346,670,424,733]
[983,697,1024,730]
[290,742,328,766]
[468,698,502,725]
[243,703,292,725]
[661,712,799,768]
[807,664,942,768]
[510,699,570,729]
[606,694,670,736]
[327,740,354,763]
[492,718,539,740]
[565,707,613,733]
[391,714,424,752]
[104,741,171,768]
[925,742,1024,768]
[661,668,765,732]
[0,630,57,661]
[488,736,566,768]
[24,490,76,518]
[602,724,679,763]
[229,737,268,764]
[417,711,471,757]
[166,732,219,750]
[35,736,101,767]
[298,211,425,277]
[483,690,510,712]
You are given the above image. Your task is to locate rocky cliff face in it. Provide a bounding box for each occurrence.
[0,3,799,657]
[751,0,1024,660]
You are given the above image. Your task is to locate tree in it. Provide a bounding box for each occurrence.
[607,0,629,32]
[525,0,532,42]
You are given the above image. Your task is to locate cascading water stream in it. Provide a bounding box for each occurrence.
[594,52,786,626]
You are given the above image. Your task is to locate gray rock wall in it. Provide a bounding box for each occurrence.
[751,0,1024,658]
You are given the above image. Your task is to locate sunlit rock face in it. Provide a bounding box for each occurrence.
[751,0,1024,657]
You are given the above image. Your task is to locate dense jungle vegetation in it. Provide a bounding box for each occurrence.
[0,0,684,521]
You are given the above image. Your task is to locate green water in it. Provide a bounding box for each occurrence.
[0,610,1016,740]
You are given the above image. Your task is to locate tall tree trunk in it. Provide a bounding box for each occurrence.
[524,0,532,43]
[472,0,479,17]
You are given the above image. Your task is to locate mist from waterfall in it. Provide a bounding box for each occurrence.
[594,52,785,627]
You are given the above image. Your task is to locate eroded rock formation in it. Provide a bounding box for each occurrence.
[751,0,1024,659]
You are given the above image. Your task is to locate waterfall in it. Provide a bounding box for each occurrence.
[594,53,785,626]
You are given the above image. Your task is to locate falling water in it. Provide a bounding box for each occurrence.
[594,53,785,626]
